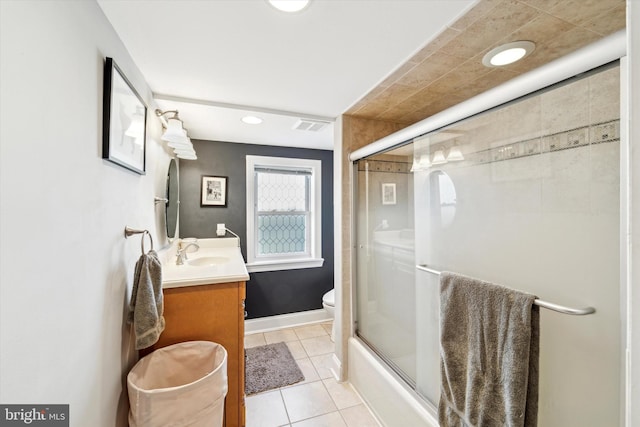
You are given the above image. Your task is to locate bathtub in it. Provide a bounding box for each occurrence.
[348,337,438,427]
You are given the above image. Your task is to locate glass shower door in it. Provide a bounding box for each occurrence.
[411,64,621,425]
[354,64,621,425]
[355,155,417,384]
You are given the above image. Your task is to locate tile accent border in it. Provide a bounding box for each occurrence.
[357,119,620,174]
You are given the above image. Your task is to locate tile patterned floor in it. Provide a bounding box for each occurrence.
[244,322,381,427]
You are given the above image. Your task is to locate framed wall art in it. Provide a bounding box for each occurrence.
[102,57,147,174]
[382,183,396,205]
[201,175,228,207]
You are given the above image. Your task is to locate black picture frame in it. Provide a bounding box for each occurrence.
[201,175,228,207]
[102,57,147,174]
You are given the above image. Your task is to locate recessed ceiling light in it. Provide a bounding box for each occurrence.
[267,0,310,13]
[482,41,535,67]
[241,115,263,125]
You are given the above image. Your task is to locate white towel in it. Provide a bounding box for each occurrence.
[439,272,539,427]
[128,250,165,350]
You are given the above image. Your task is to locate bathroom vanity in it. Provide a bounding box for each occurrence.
[141,237,249,427]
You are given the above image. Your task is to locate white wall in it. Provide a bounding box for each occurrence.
[0,2,172,426]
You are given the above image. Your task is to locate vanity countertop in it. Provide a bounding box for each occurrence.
[161,237,249,289]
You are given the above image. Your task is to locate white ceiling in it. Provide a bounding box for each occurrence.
[98,0,475,150]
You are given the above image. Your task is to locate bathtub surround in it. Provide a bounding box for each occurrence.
[353,63,621,426]
[179,140,334,319]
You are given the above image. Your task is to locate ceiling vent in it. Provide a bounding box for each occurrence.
[293,118,330,132]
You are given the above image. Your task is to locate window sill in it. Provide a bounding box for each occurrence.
[246,258,324,273]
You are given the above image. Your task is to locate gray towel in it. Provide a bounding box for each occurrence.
[127,250,165,350]
[439,272,539,427]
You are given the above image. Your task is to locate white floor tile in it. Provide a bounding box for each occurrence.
[339,404,381,427]
[244,323,378,427]
[322,378,362,410]
[294,324,328,340]
[291,411,347,427]
[286,340,308,360]
[280,381,338,423]
[310,354,335,379]
[246,390,290,427]
[321,322,333,335]
[245,333,267,349]
[291,357,320,385]
[265,329,299,344]
[300,336,334,357]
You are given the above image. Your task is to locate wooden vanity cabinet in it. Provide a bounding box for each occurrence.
[141,281,246,427]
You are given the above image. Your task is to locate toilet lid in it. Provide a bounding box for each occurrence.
[323,289,335,306]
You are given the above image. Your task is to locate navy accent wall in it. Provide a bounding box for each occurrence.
[179,139,334,319]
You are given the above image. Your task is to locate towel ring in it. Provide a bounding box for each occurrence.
[141,230,154,254]
[124,226,154,254]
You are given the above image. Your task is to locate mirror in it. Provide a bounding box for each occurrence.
[429,170,456,228]
[165,159,179,241]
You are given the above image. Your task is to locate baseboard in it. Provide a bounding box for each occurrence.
[244,309,332,334]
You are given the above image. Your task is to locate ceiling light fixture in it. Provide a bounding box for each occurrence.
[482,41,535,67]
[156,109,197,160]
[241,115,263,125]
[267,0,310,13]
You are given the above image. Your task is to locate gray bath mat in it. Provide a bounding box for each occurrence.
[245,342,305,395]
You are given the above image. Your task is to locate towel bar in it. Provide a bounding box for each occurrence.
[415,264,596,316]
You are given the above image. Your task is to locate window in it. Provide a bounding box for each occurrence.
[246,155,323,272]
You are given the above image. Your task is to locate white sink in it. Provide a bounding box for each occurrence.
[188,256,230,267]
[162,237,249,288]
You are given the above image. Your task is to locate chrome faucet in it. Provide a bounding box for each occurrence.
[176,242,200,265]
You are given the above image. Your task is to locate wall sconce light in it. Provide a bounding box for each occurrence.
[410,154,432,172]
[431,149,448,165]
[173,147,197,160]
[155,109,197,160]
[125,106,145,138]
[447,145,464,162]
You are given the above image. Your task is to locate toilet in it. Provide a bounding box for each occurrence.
[322,289,336,342]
